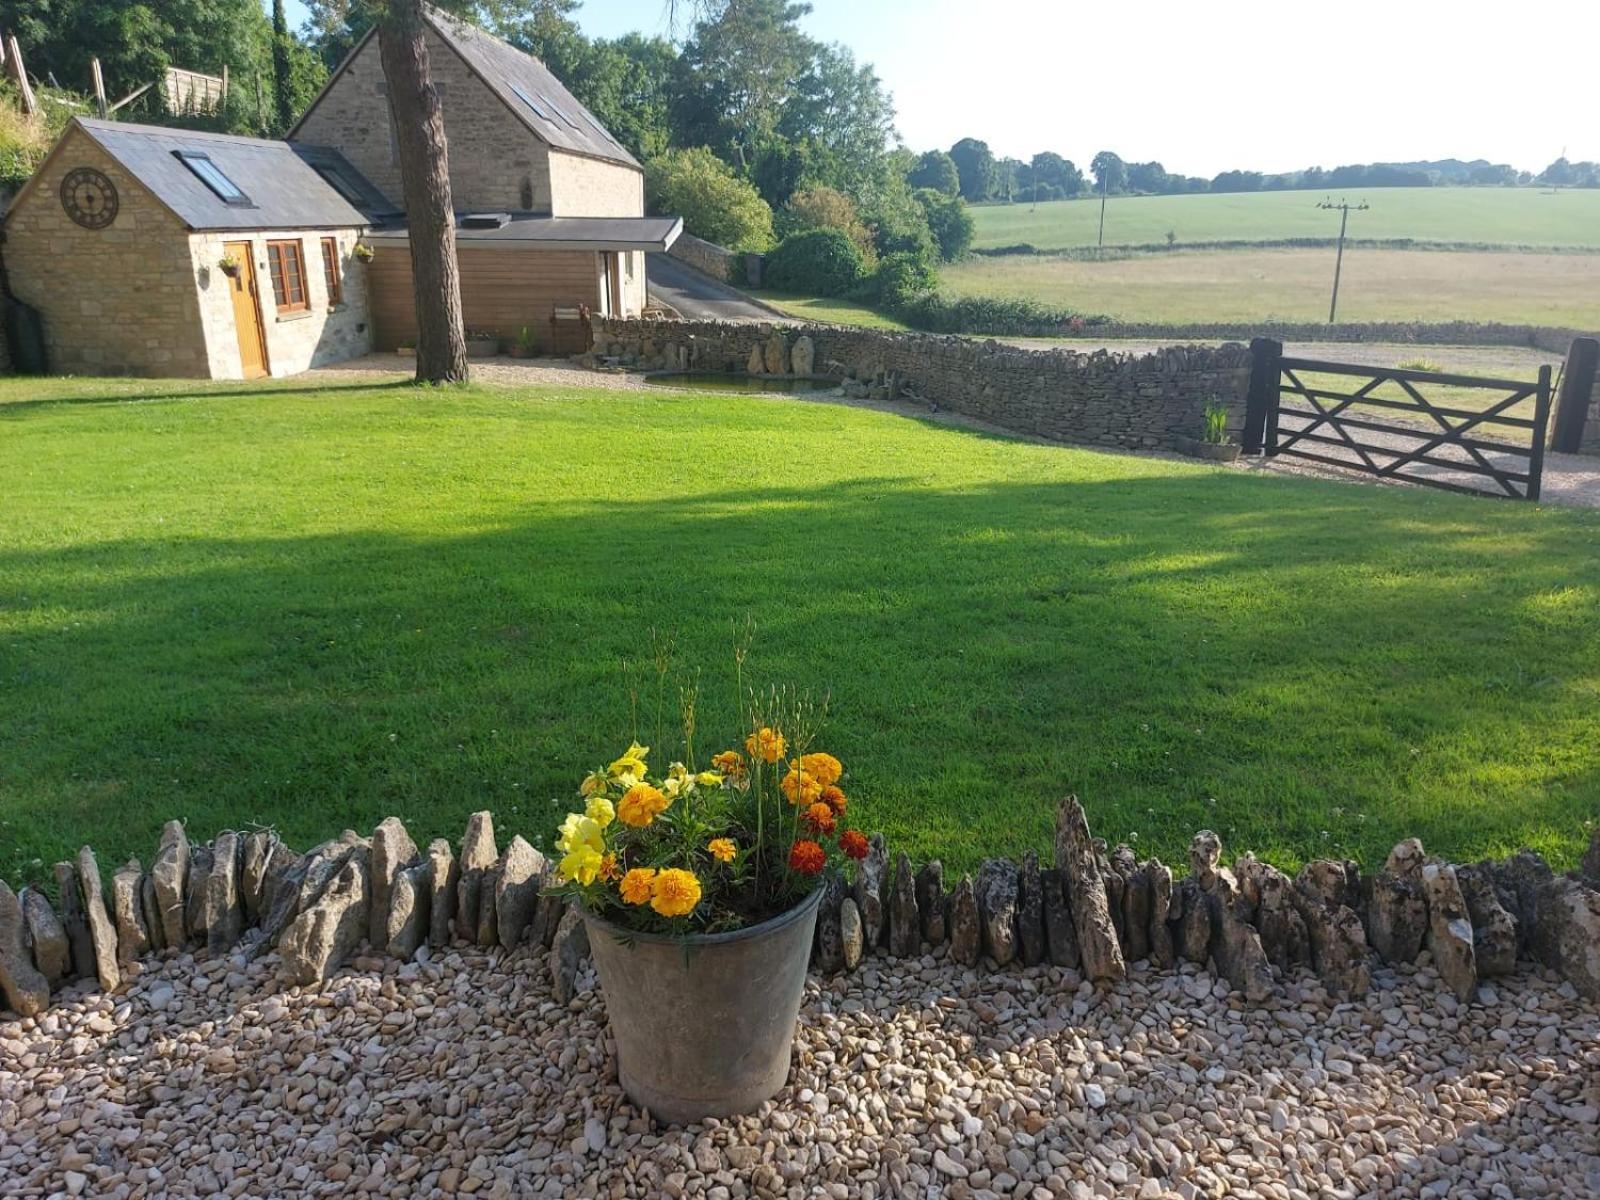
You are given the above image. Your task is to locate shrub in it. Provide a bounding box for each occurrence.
[885,291,1110,337]
[913,188,975,261]
[645,147,774,252]
[764,228,867,297]
[778,186,877,268]
[864,252,937,307]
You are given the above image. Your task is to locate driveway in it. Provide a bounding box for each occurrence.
[647,253,784,322]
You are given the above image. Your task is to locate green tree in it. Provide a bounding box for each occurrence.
[1090,150,1127,194]
[907,149,959,196]
[913,188,972,261]
[646,146,774,250]
[1029,152,1082,198]
[779,184,875,265]
[948,137,994,202]
[271,0,296,131]
[763,226,864,296]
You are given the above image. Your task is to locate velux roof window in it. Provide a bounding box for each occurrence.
[174,151,253,207]
[314,163,366,206]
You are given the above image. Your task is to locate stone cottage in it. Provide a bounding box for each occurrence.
[0,5,679,378]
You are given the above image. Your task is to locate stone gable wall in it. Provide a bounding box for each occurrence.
[591,317,1254,452]
[547,150,643,219]
[295,27,554,214]
[2,128,212,377]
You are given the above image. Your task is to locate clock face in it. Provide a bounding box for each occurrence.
[59,167,119,230]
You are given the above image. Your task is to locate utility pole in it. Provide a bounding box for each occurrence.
[1097,171,1108,248]
[1316,197,1368,323]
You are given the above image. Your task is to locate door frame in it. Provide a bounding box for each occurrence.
[225,238,270,379]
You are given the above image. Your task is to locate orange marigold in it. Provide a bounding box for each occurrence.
[650,868,702,917]
[617,783,669,828]
[839,829,870,860]
[599,853,621,882]
[803,801,836,835]
[711,749,747,778]
[708,837,737,863]
[800,752,842,787]
[746,727,787,764]
[780,765,824,807]
[788,839,826,875]
[619,867,657,905]
[821,784,847,815]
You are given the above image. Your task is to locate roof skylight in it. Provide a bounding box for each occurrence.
[174,151,253,207]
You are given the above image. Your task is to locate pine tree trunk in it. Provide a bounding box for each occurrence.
[380,0,468,384]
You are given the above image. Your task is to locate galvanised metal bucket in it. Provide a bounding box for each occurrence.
[583,884,822,1124]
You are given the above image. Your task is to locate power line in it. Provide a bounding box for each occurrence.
[1316,197,1368,324]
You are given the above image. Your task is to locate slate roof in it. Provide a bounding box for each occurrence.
[367,213,682,250]
[72,119,392,232]
[424,8,640,170]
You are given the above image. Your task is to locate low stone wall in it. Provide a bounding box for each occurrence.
[4,803,1599,1023]
[667,232,737,283]
[590,317,1254,452]
[1035,319,1596,352]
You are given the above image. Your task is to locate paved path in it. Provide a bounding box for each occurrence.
[646,253,783,321]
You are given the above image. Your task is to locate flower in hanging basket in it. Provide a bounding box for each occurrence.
[352,242,375,262]
[217,253,241,276]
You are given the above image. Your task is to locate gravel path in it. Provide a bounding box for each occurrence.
[307,354,652,391]
[4,946,1598,1199]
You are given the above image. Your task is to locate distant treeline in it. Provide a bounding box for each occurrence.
[914,143,1600,203]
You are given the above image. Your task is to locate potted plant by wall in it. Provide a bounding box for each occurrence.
[217,253,241,279]
[352,242,375,264]
[550,650,865,1123]
[509,325,537,359]
[1177,401,1242,462]
[465,328,500,358]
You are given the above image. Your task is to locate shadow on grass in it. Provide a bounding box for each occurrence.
[0,378,414,417]
[2,465,1597,882]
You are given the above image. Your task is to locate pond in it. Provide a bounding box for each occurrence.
[643,372,836,395]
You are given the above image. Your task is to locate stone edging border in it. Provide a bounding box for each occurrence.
[3,799,1599,1021]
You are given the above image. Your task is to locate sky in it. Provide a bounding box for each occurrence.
[282,0,1599,175]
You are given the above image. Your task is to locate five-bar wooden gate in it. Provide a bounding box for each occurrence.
[1242,338,1553,501]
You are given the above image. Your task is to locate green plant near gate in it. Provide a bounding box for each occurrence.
[1203,402,1231,445]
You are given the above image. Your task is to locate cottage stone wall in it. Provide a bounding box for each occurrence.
[666,232,736,283]
[592,317,1253,452]
[547,150,644,219]
[2,129,212,377]
[189,229,373,379]
[294,27,554,214]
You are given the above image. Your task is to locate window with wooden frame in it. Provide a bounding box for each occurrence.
[266,240,308,314]
[320,238,343,307]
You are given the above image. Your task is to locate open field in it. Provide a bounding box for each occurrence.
[940,248,1600,328]
[971,187,1600,251]
[3,373,1599,883]
[753,290,911,330]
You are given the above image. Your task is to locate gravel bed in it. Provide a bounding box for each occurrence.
[4,947,1598,1199]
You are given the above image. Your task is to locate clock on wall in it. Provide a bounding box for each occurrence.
[59,167,120,230]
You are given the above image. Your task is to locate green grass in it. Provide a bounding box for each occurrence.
[753,290,911,330]
[4,374,1598,886]
[971,187,1600,252]
[940,249,1600,329]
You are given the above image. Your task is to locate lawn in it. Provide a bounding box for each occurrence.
[940,248,1600,329]
[3,373,1598,887]
[970,187,1600,252]
[752,290,911,330]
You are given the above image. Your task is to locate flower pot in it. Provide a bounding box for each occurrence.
[465,340,499,359]
[1175,435,1242,462]
[583,883,822,1124]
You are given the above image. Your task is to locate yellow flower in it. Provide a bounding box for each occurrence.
[559,845,602,886]
[556,813,604,856]
[617,783,669,828]
[696,770,725,788]
[708,837,737,863]
[620,867,656,905]
[585,795,616,829]
[746,727,787,764]
[579,770,609,798]
[662,762,693,799]
[650,868,702,917]
[780,764,824,807]
[608,741,650,779]
[799,752,842,787]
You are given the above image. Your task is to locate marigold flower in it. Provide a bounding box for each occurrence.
[800,752,842,787]
[821,785,847,816]
[803,801,836,835]
[620,867,656,905]
[585,795,616,829]
[617,783,669,828]
[788,839,826,875]
[839,830,870,860]
[708,837,737,863]
[746,727,787,764]
[559,845,603,885]
[650,868,702,917]
[780,764,823,807]
[711,749,746,778]
[599,853,621,882]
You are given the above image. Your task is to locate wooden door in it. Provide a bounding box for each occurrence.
[225,240,269,379]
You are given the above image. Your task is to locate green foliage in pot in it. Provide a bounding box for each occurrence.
[1203,402,1231,445]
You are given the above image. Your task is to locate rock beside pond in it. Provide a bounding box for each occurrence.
[976,858,1018,967]
[791,334,815,376]
[763,331,787,374]
[947,876,979,968]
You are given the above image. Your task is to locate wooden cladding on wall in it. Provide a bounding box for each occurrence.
[367,243,599,351]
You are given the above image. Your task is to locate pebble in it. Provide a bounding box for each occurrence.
[2,948,1598,1199]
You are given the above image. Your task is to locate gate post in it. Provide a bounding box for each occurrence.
[1243,337,1282,455]
[1550,337,1598,454]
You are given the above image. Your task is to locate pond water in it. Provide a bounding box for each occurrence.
[643,372,835,395]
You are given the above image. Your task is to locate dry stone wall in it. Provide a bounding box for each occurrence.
[1015,319,1597,352]
[591,317,1253,452]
